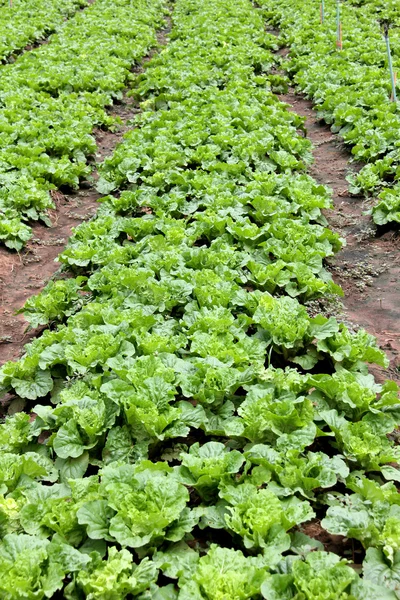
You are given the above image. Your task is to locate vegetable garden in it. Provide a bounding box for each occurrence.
[0,0,399,597]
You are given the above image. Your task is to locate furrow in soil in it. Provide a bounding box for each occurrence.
[279,90,400,382]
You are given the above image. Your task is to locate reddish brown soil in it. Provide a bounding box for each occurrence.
[0,20,171,367]
[279,90,400,382]
[0,191,100,365]
[301,519,364,568]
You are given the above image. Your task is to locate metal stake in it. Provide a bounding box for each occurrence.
[320,0,325,24]
[336,0,342,50]
[385,31,397,102]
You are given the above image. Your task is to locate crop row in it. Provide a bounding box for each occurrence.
[0,0,399,597]
[0,0,86,61]
[260,0,400,226]
[0,0,166,251]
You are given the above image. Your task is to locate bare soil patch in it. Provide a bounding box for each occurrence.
[279,90,400,382]
[0,190,99,365]
[301,519,364,568]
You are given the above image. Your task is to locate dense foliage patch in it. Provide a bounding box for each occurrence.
[0,0,399,597]
[0,0,86,60]
[259,0,400,225]
[0,0,165,250]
